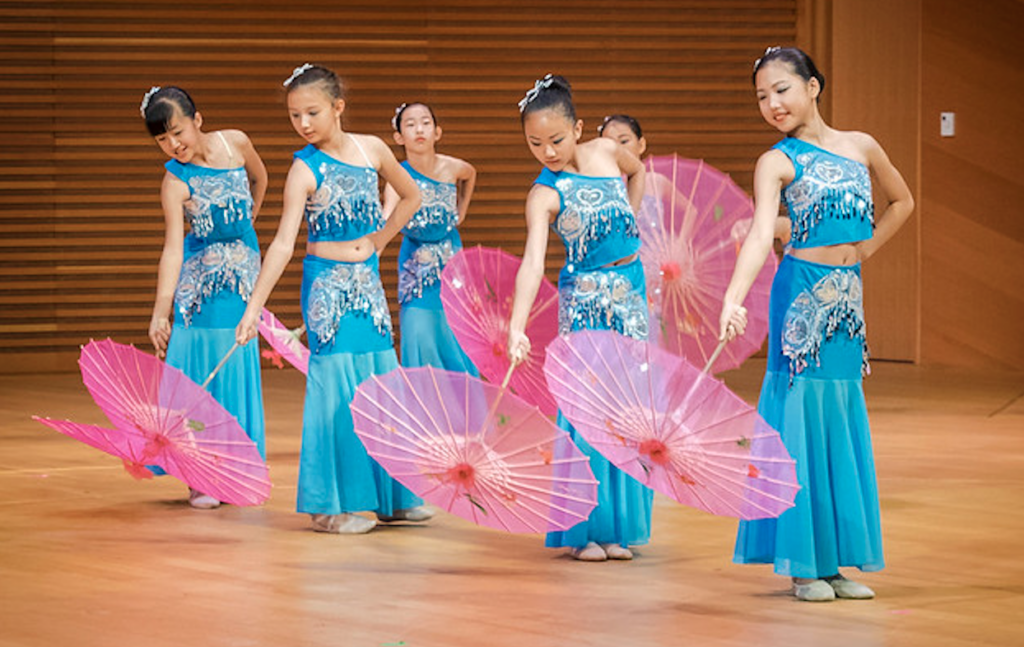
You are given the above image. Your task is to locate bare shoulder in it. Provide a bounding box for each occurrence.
[756,147,793,174]
[349,132,389,163]
[438,153,475,178]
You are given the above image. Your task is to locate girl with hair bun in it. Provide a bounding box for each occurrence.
[508,74,652,562]
[384,101,478,374]
[141,85,267,509]
[720,47,914,601]
[235,64,429,534]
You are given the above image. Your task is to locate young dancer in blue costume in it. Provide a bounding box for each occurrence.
[143,86,267,509]
[382,102,478,374]
[507,75,652,562]
[720,48,914,601]
[235,64,430,534]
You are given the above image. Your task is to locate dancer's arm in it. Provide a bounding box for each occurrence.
[149,172,189,358]
[508,186,558,364]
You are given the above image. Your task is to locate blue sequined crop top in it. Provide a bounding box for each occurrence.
[165,160,255,243]
[775,137,874,248]
[401,161,458,243]
[295,143,384,243]
[534,168,640,273]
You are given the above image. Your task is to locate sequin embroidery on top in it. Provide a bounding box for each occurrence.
[777,141,874,246]
[553,175,638,268]
[306,261,394,351]
[305,162,384,241]
[174,240,260,326]
[182,169,253,239]
[558,269,649,340]
[398,239,457,305]
[781,267,870,383]
[403,176,458,242]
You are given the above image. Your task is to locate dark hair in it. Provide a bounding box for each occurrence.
[519,74,575,125]
[598,113,643,138]
[752,46,826,97]
[392,101,438,131]
[283,64,344,102]
[142,86,196,137]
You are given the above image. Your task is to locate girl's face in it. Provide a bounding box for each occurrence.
[287,84,344,145]
[523,108,582,172]
[154,108,203,164]
[754,60,819,134]
[601,120,646,158]
[393,104,440,154]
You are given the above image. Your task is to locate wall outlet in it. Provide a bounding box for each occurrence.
[940,112,955,137]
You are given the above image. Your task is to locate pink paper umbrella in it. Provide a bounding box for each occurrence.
[639,154,776,373]
[74,338,271,506]
[544,330,799,520]
[440,245,560,416]
[32,417,156,480]
[258,307,309,374]
[351,366,598,533]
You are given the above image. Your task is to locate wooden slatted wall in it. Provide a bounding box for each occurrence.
[0,0,797,373]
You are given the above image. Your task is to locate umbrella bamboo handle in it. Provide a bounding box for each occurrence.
[702,340,727,374]
[501,363,515,390]
[201,342,240,389]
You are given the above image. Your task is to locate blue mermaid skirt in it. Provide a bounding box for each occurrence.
[396,233,478,375]
[734,255,884,578]
[546,258,654,549]
[296,254,423,516]
[157,290,266,477]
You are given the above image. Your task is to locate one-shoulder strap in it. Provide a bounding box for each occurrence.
[215,130,236,167]
[348,133,374,168]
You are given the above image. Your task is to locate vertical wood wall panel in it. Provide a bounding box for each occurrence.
[0,0,798,373]
[830,0,922,362]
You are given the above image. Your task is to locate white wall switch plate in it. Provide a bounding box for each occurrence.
[940,112,955,137]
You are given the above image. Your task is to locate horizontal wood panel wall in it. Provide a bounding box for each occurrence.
[0,0,796,373]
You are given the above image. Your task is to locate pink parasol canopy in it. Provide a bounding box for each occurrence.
[544,330,799,520]
[351,366,598,533]
[71,338,271,506]
[639,154,776,373]
[258,307,309,374]
[440,245,560,416]
[32,417,156,480]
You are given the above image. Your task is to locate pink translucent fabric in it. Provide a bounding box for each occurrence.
[639,154,776,373]
[544,330,799,520]
[258,307,309,374]
[440,246,559,415]
[76,338,271,506]
[351,366,598,533]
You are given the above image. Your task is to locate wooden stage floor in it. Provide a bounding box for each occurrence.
[1,360,1022,647]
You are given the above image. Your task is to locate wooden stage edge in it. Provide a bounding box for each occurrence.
[1,360,1022,647]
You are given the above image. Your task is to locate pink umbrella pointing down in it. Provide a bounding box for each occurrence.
[544,330,799,520]
[639,154,776,373]
[351,366,598,533]
[69,338,271,506]
[441,246,560,416]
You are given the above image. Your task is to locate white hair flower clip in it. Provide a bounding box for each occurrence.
[518,74,555,113]
[391,102,408,130]
[754,46,781,70]
[283,63,314,88]
[139,86,161,117]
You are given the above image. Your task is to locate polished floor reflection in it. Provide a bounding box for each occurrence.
[1,361,1022,647]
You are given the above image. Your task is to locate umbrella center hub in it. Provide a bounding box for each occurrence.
[639,438,671,466]
[660,261,685,283]
[444,462,476,489]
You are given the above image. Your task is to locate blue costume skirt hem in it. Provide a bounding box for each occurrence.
[545,412,653,549]
[733,371,884,578]
[296,349,423,516]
